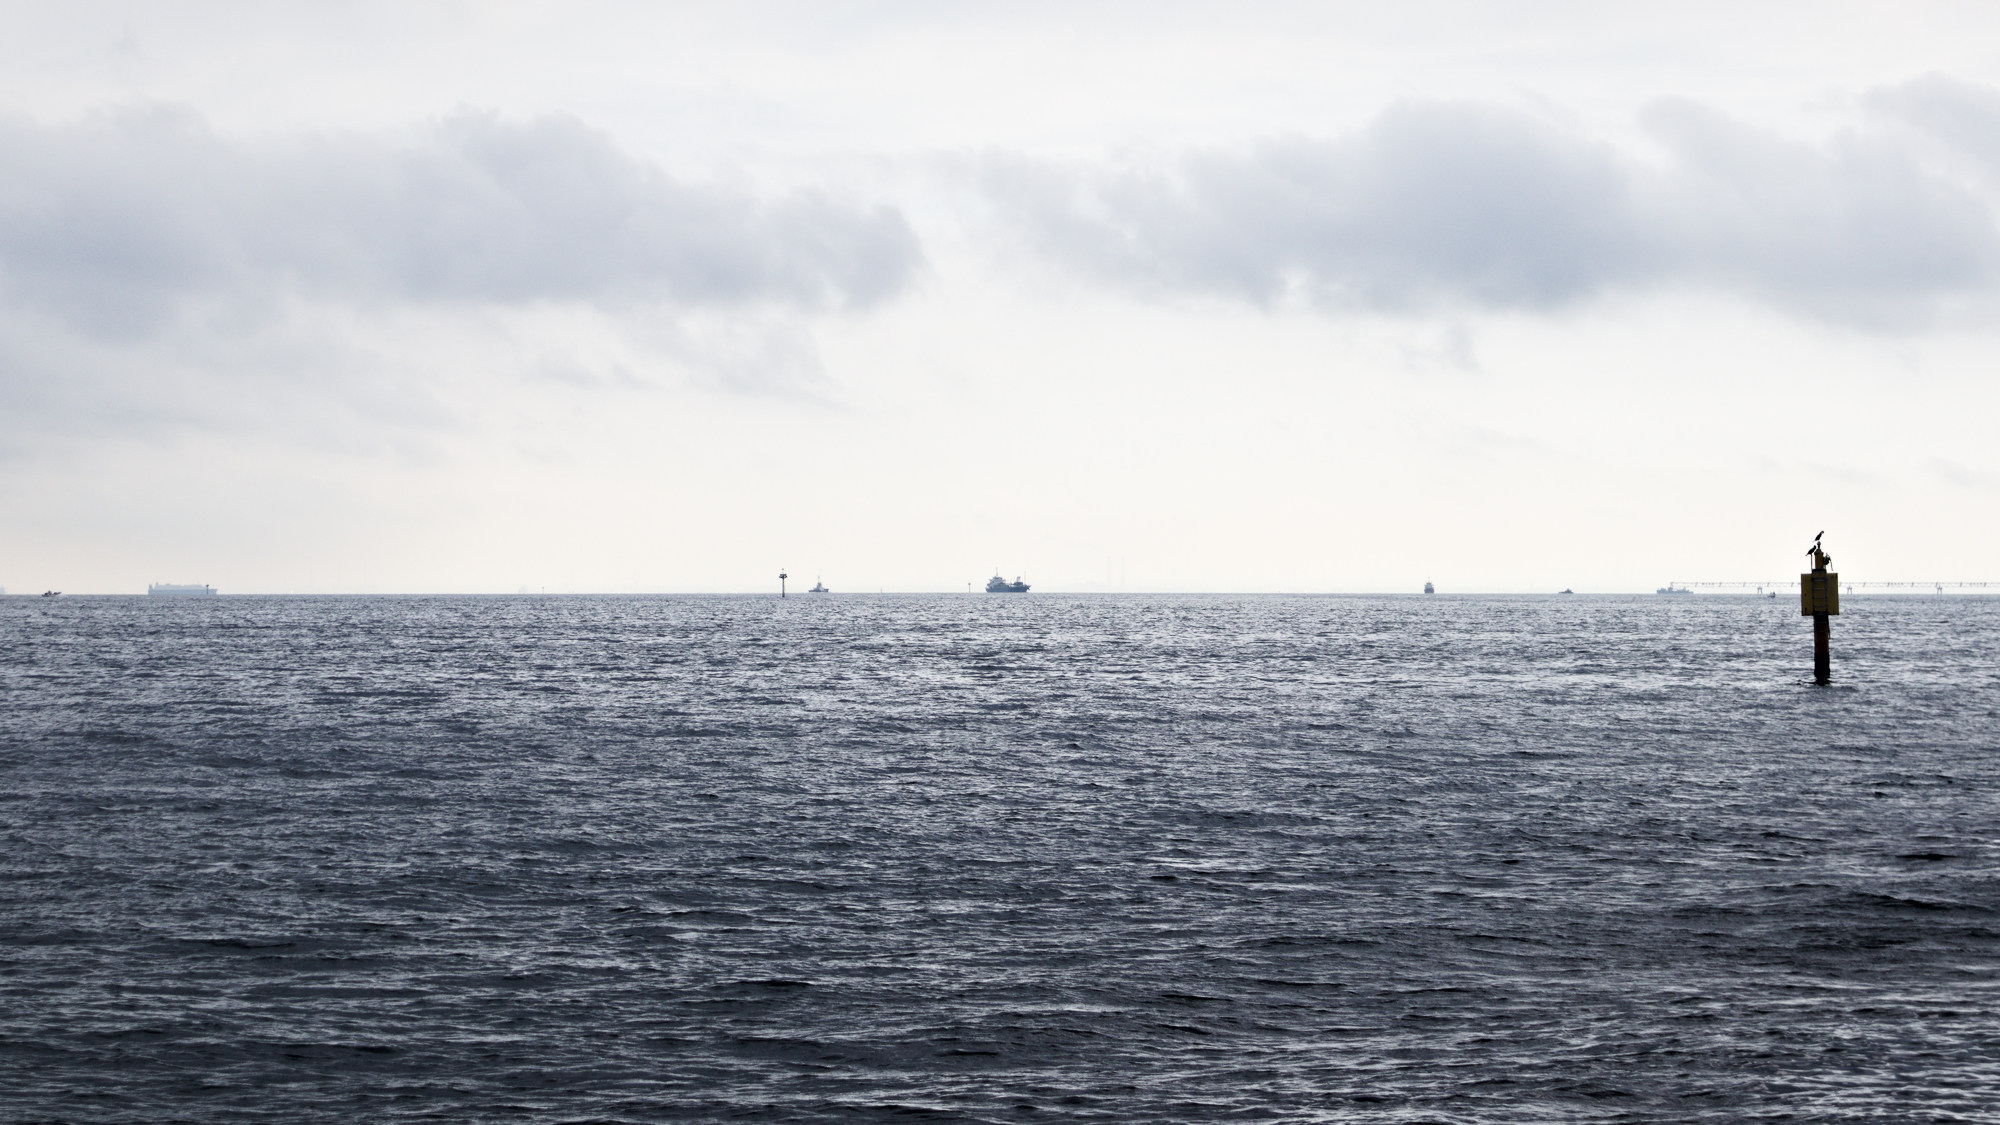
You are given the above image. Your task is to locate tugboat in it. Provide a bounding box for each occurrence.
[1423,580,1435,595]
[809,578,829,593]
[985,573,1030,593]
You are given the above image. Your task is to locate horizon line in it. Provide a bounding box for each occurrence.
[10,588,1999,598]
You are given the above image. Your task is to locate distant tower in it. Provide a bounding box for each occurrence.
[779,570,788,598]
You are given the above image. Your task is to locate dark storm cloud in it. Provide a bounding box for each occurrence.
[0,105,923,340]
[991,97,2000,323]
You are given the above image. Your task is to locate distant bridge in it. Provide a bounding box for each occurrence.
[1664,581,1999,593]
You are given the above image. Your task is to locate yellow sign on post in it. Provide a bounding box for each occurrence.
[1799,572,1839,616]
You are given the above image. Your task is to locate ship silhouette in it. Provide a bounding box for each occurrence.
[986,573,1030,593]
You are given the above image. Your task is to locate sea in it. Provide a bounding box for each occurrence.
[3,593,1997,1123]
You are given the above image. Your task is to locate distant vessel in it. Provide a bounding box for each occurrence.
[1423,580,1435,595]
[809,578,829,594]
[1559,588,1574,595]
[148,583,216,597]
[986,573,1030,593]
[1656,585,1692,595]
[40,590,59,597]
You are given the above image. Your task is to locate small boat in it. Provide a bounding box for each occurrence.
[986,573,1030,593]
[40,590,60,597]
[809,578,829,593]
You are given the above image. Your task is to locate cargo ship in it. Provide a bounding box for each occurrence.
[148,584,217,597]
[986,573,1030,593]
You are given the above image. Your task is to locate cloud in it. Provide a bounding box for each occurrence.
[0,104,924,341]
[1641,99,1999,321]
[0,104,926,452]
[1866,74,2000,184]
[987,96,2000,325]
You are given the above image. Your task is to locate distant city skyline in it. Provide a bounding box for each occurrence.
[4,3,1998,594]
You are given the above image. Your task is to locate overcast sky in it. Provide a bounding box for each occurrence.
[4,1,1999,593]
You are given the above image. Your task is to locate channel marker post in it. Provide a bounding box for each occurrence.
[1800,533,1839,686]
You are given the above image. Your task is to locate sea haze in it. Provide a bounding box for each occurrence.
[3,593,1997,1122]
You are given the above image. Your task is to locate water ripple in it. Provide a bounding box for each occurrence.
[2,593,1997,1121]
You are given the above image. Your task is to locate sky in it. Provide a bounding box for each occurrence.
[3,1,1999,594]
